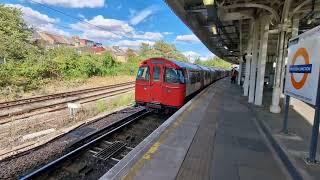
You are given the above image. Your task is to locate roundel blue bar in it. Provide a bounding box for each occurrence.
[289,64,312,73]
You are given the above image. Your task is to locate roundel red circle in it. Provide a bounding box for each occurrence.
[290,48,310,90]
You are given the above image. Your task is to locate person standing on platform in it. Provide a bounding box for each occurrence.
[231,68,237,84]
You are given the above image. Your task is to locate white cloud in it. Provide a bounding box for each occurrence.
[83,30,121,41]
[30,0,105,8]
[115,40,155,49]
[163,32,173,35]
[133,32,163,40]
[183,51,215,62]
[183,51,200,61]
[7,4,57,26]
[71,15,170,43]
[130,5,158,25]
[39,24,71,36]
[6,4,69,36]
[71,15,134,40]
[175,34,201,43]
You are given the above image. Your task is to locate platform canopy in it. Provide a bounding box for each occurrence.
[165,0,320,64]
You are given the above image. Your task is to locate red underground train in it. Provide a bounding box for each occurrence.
[135,58,229,110]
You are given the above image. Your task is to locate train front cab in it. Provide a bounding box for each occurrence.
[135,59,186,109]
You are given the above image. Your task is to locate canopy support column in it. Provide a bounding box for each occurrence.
[270,0,292,113]
[248,20,260,103]
[243,55,251,96]
[243,21,254,96]
[292,16,299,37]
[238,20,243,85]
[255,16,270,106]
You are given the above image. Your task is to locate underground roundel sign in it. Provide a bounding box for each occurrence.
[285,26,320,105]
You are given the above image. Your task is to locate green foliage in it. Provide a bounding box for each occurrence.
[105,92,134,112]
[0,47,121,90]
[195,57,232,69]
[140,41,188,62]
[95,92,134,113]
[118,55,142,76]
[96,99,107,113]
[0,5,39,61]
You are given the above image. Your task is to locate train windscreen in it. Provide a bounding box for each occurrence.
[136,66,150,81]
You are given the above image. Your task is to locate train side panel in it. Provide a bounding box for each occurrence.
[162,83,186,107]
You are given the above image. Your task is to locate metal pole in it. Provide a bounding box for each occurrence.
[281,95,290,134]
[308,74,320,163]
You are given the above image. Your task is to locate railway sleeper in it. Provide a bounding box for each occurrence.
[93,141,126,161]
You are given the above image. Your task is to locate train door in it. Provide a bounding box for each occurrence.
[135,66,151,103]
[150,65,163,104]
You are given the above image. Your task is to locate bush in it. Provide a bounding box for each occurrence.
[0,47,139,91]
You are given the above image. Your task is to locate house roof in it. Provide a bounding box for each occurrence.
[110,46,126,56]
[33,31,72,45]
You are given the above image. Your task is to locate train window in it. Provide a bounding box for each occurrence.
[165,68,185,84]
[196,72,200,82]
[153,66,161,82]
[190,71,196,84]
[136,66,150,81]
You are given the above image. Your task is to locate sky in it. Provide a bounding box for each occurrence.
[1,0,215,61]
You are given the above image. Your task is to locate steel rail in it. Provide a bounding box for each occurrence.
[0,89,134,125]
[0,86,134,121]
[19,108,150,180]
[0,82,134,109]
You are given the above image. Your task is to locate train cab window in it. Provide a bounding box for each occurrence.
[165,68,185,84]
[136,66,150,81]
[153,66,161,82]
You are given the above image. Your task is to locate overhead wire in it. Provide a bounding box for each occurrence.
[27,0,136,40]
[22,14,75,31]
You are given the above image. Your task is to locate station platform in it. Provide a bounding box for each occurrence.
[100,78,295,180]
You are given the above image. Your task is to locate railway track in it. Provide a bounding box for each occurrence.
[0,81,134,109]
[0,82,135,123]
[19,108,169,180]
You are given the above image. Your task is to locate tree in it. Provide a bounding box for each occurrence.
[126,48,136,57]
[139,41,189,62]
[195,56,231,69]
[194,58,201,65]
[0,5,38,61]
[139,43,150,55]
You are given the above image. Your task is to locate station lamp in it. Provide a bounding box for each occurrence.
[224,46,228,50]
[203,0,214,6]
[211,24,217,34]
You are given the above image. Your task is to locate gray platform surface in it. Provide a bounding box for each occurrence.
[100,79,288,180]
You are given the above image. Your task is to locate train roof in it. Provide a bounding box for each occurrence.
[142,58,227,72]
[171,59,203,71]
[198,65,211,71]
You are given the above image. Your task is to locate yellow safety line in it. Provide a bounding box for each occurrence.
[122,90,209,180]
